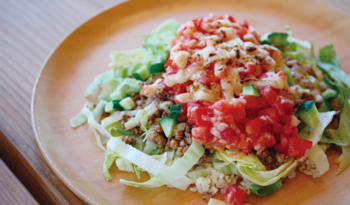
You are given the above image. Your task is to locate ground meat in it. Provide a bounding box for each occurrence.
[148,131,167,148]
[196,154,207,165]
[123,136,136,145]
[153,124,163,133]
[120,116,131,130]
[257,149,281,170]
[173,128,184,140]
[176,145,189,157]
[130,127,144,135]
[165,138,179,150]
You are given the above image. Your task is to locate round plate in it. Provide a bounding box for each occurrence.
[32,0,350,204]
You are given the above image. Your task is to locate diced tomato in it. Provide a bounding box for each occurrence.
[242,143,253,153]
[258,108,277,125]
[220,114,235,124]
[271,102,285,116]
[260,86,279,105]
[239,19,249,29]
[274,135,289,154]
[226,15,236,23]
[245,118,262,135]
[193,18,207,33]
[280,115,291,125]
[212,100,232,113]
[261,132,276,148]
[179,103,188,121]
[224,185,246,205]
[291,127,298,138]
[282,125,292,135]
[166,66,179,75]
[192,127,211,144]
[244,63,256,75]
[230,99,246,122]
[194,108,214,127]
[221,127,236,143]
[287,138,312,157]
[279,96,294,115]
[240,95,269,109]
[272,121,282,134]
[173,80,192,95]
[187,101,202,124]
[238,135,251,150]
[164,59,173,67]
[235,27,248,39]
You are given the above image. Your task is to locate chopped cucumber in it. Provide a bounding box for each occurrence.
[104,100,123,113]
[296,101,319,128]
[105,121,131,137]
[282,68,295,86]
[243,84,261,97]
[119,97,135,110]
[160,117,177,138]
[133,64,150,81]
[149,62,166,74]
[110,91,128,100]
[119,66,128,78]
[318,101,334,112]
[138,109,149,131]
[115,78,140,93]
[128,62,143,76]
[143,140,158,154]
[169,104,182,120]
[125,86,141,94]
[321,88,338,101]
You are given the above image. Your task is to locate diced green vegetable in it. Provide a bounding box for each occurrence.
[318,101,334,112]
[261,40,273,46]
[119,97,135,110]
[296,101,319,128]
[105,100,123,113]
[133,64,150,81]
[149,147,164,155]
[143,140,158,154]
[110,91,128,101]
[160,117,177,138]
[321,88,338,101]
[267,33,289,47]
[149,62,166,74]
[249,179,282,196]
[282,68,295,86]
[169,104,182,120]
[242,84,261,97]
[105,121,131,137]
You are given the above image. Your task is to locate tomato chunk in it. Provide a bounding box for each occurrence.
[245,118,262,135]
[178,103,188,121]
[194,108,214,127]
[212,100,231,113]
[192,127,211,144]
[260,86,279,105]
[275,135,289,154]
[287,138,312,157]
[224,185,246,205]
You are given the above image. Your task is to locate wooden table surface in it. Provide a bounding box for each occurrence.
[0,0,349,204]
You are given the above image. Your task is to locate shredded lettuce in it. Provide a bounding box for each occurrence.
[249,179,282,196]
[119,141,203,189]
[143,19,180,63]
[106,137,198,190]
[216,112,335,186]
[103,149,118,181]
[109,48,155,69]
[334,145,350,175]
[186,165,236,182]
[308,145,329,176]
[70,102,94,127]
[260,31,312,61]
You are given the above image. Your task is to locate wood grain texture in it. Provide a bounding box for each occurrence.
[0,158,38,205]
[0,0,349,204]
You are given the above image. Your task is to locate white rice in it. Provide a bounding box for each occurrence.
[190,170,238,199]
[298,157,321,178]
